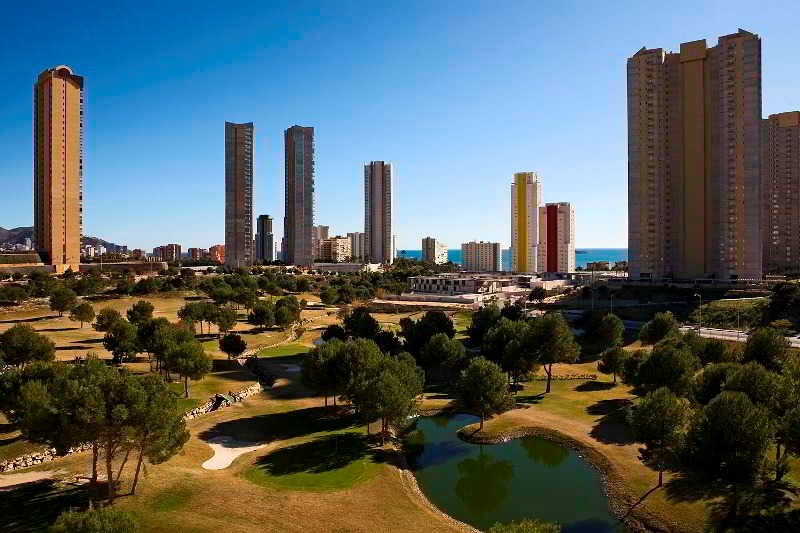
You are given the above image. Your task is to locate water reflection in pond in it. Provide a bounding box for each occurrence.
[407,413,624,532]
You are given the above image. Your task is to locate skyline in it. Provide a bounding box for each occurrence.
[2,2,800,251]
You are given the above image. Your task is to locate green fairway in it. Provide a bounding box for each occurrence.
[257,342,310,358]
[146,481,196,512]
[243,431,382,491]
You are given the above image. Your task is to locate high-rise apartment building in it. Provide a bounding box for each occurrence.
[422,237,448,264]
[311,225,329,260]
[511,172,541,273]
[34,65,84,272]
[761,112,800,274]
[348,232,366,262]
[319,236,351,263]
[628,29,762,281]
[284,126,315,266]
[209,244,225,264]
[255,214,274,263]
[364,161,393,264]
[224,122,254,268]
[461,241,502,272]
[538,202,575,273]
[188,248,208,261]
[153,244,181,262]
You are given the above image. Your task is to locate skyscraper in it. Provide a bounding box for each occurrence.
[461,241,502,272]
[347,232,366,262]
[511,172,541,273]
[284,125,314,266]
[34,65,83,272]
[224,122,254,268]
[255,214,274,263]
[761,112,800,274]
[628,29,762,281]
[538,202,576,273]
[364,161,393,264]
[422,237,448,264]
[311,225,329,260]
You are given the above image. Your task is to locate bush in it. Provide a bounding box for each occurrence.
[50,506,138,533]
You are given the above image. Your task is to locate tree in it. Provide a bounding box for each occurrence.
[248,300,275,330]
[371,354,424,442]
[482,318,531,386]
[166,340,212,397]
[275,296,301,328]
[456,357,513,430]
[528,287,547,307]
[344,307,381,339]
[723,362,785,414]
[743,327,790,370]
[219,332,247,359]
[69,302,95,328]
[177,302,204,333]
[49,287,77,317]
[321,324,347,341]
[594,313,624,352]
[419,332,468,382]
[628,387,690,486]
[103,320,139,364]
[634,340,699,396]
[526,313,580,394]
[400,310,456,355]
[467,304,502,346]
[500,302,525,321]
[214,305,238,336]
[685,391,772,484]
[691,363,739,405]
[94,307,122,332]
[129,374,189,494]
[51,506,139,533]
[597,346,628,383]
[0,324,55,367]
[639,311,679,345]
[126,300,155,326]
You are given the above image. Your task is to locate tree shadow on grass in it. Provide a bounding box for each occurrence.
[37,327,80,333]
[0,315,55,324]
[587,398,634,445]
[199,406,359,444]
[71,338,104,344]
[0,480,92,532]
[575,380,617,392]
[252,433,385,477]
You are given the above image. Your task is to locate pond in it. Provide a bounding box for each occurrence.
[406,414,623,532]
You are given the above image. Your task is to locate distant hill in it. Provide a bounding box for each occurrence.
[0,226,127,251]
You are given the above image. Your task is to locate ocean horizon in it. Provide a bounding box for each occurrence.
[396,248,627,271]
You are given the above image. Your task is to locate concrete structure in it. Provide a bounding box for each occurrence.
[461,241,502,272]
[313,262,382,274]
[538,202,575,273]
[284,125,315,266]
[311,225,329,260]
[224,122,254,268]
[348,231,366,262]
[409,274,507,295]
[422,236,448,264]
[364,161,393,264]
[319,236,351,263]
[628,29,762,281]
[255,214,274,263]
[34,66,84,273]
[209,244,225,264]
[761,112,800,274]
[153,244,181,262]
[511,172,541,273]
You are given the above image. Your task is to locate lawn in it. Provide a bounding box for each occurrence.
[257,342,311,358]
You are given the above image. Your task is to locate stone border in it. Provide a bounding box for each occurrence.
[457,423,683,533]
[0,381,263,474]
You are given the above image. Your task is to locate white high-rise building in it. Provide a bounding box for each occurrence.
[348,232,366,262]
[511,172,542,273]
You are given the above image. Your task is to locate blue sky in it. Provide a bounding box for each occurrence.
[1,1,798,251]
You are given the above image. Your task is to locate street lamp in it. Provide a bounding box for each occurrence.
[694,293,702,333]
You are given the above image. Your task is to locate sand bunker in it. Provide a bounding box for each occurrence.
[201,436,266,470]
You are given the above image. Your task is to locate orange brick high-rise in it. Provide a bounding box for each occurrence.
[34,65,84,272]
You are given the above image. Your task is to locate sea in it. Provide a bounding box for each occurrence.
[395,248,627,271]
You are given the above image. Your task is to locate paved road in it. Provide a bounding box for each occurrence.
[678,325,800,348]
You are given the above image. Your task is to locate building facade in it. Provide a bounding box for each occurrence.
[461,241,502,272]
[188,248,208,260]
[538,202,575,273]
[348,231,366,262]
[209,244,225,264]
[364,161,393,264]
[284,125,315,266]
[319,236,351,263]
[255,214,274,263]
[421,236,448,264]
[34,66,84,272]
[628,29,762,281]
[224,122,254,268]
[762,112,800,274]
[511,172,541,273]
[153,244,181,262]
[311,225,329,260]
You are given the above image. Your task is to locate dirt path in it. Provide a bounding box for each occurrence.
[0,469,59,490]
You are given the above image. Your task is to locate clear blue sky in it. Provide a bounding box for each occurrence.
[1,1,798,251]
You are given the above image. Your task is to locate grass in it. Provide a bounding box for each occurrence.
[257,342,310,358]
[146,480,196,512]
